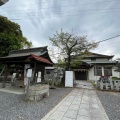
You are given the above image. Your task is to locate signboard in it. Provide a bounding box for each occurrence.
[65,71,73,87]
[37,78,41,83]
[13,73,16,78]
[38,72,41,77]
[37,72,41,82]
[27,69,32,78]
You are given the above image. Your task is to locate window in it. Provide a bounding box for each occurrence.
[91,58,96,61]
[46,71,50,74]
[104,67,112,76]
[94,66,102,76]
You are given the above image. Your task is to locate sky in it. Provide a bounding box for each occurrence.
[0,0,120,60]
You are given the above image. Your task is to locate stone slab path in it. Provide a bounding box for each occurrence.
[41,88,109,120]
[75,80,95,89]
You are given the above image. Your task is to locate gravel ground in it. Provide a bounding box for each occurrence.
[0,88,73,120]
[96,91,120,120]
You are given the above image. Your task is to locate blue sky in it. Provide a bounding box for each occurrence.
[0,0,120,59]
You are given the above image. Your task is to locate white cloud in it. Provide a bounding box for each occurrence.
[0,0,120,59]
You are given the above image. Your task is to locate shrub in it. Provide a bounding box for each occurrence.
[112,76,120,80]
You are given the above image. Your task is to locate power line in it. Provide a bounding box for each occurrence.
[81,35,120,50]
[49,34,120,57]
[96,35,120,44]
[92,42,119,53]
[8,10,120,20]
[95,42,118,51]
[0,0,119,11]
[1,0,68,9]
[1,7,120,15]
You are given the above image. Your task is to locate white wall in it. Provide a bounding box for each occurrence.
[88,67,100,81]
[88,66,119,81]
[112,67,119,78]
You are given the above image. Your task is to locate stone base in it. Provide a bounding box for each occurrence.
[17,80,24,87]
[28,84,49,102]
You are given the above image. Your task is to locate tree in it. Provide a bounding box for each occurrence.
[49,30,98,70]
[55,59,66,68]
[114,58,120,78]
[0,15,32,57]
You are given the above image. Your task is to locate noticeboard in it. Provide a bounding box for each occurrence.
[27,69,32,78]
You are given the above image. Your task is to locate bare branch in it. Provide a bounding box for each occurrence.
[49,30,98,69]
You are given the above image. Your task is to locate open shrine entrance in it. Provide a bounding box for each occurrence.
[0,54,53,88]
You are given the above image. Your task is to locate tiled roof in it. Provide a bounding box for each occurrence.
[84,52,114,58]
[10,46,47,54]
[9,46,48,56]
[81,60,117,65]
[28,54,53,65]
[3,51,47,58]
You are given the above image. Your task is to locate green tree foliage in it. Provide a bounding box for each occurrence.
[55,59,66,68]
[50,30,98,70]
[0,15,32,57]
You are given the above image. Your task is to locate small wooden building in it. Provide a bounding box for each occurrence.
[0,46,53,88]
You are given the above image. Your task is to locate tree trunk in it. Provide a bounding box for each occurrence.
[66,52,71,70]
[61,52,72,86]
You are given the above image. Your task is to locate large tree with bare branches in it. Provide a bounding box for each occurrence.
[49,30,98,70]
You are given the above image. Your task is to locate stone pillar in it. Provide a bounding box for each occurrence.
[24,64,30,100]
[28,84,49,102]
[2,65,8,88]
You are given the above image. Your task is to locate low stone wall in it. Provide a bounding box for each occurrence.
[28,84,49,102]
[16,80,24,87]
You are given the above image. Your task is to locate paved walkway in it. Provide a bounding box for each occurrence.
[75,80,95,89]
[41,81,109,120]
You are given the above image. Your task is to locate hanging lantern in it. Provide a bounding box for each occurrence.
[0,0,9,6]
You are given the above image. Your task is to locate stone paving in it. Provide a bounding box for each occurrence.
[75,80,95,90]
[41,81,109,120]
[0,83,24,94]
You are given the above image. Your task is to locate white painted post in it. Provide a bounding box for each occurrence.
[65,71,73,87]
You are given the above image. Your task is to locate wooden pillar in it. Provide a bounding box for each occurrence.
[102,66,104,76]
[41,65,45,82]
[24,64,30,85]
[33,61,37,84]
[30,68,35,85]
